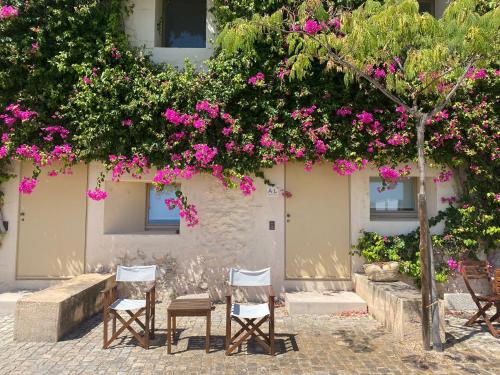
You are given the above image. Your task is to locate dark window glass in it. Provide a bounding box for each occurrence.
[163,0,206,48]
[418,0,435,16]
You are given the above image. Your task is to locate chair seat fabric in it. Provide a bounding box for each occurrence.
[231,303,270,319]
[110,298,146,311]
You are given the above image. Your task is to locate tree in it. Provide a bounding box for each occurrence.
[218,0,500,350]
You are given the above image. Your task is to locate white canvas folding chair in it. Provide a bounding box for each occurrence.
[225,268,275,355]
[102,265,156,349]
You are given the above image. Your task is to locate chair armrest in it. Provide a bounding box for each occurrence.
[268,286,276,298]
[145,283,156,294]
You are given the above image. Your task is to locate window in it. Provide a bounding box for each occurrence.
[418,0,435,16]
[162,0,206,48]
[146,184,180,232]
[370,177,418,220]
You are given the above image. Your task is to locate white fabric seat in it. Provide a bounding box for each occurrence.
[231,303,270,319]
[110,298,146,311]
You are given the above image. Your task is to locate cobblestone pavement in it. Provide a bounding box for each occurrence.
[0,306,498,375]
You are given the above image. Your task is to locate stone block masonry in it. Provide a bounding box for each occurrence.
[15,273,114,342]
[354,273,445,340]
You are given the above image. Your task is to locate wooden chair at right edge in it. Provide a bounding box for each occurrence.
[460,261,500,337]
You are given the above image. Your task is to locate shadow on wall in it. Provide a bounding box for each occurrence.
[89,249,274,302]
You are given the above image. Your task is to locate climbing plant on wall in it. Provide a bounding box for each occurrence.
[0,0,498,294]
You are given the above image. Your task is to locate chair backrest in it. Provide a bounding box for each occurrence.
[460,261,490,299]
[229,268,271,287]
[116,265,157,282]
[460,261,489,280]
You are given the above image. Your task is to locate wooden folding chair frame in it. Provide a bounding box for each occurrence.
[461,261,499,337]
[225,286,275,355]
[102,282,156,349]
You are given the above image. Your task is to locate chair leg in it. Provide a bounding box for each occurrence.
[269,317,275,355]
[225,308,231,354]
[466,302,492,326]
[103,306,109,349]
[150,291,155,339]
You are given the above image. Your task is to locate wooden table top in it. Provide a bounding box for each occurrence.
[167,298,211,312]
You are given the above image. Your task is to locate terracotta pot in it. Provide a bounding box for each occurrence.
[363,261,400,282]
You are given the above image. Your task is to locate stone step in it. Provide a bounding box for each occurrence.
[284,291,367,315]
[0,291,34,314]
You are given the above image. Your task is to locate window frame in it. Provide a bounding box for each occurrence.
[145,184,180,233]
[369,177,419,221]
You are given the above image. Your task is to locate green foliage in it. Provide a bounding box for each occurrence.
[352,231,403,263]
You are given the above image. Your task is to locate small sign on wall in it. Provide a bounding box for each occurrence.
[266,186,280,197]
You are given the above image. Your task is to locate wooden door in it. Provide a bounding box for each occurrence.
[16,162,88,279]
[285,163,351,279]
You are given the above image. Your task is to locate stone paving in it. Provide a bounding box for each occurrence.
[0,306,498,375]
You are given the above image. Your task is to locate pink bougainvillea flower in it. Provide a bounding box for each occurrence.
[82,76,92,85]
[239,176,256,196]
[47,170,58,177]
[356,111,374,124]
[0,5,18,19]
[374,68,386,79]
[303,19,322,35]
[379,166,400,183]
[433,170,453,183]
[87,188,108,201]
[121,118,133,127]
[0,145,7,159]
[247,72,265,85]
[336,107,352,117]
[18,177,38,194]
[31,42,39,52]
[163,108,182,125]
[441,196,457,204]
[165,197,199,227]
[242,143,255,155]
[328,18,341,30]
[304,161,313,172]
[332,159,360,176]
[111,47,121,59]
[195,100,219,118]
[314,139,328,155]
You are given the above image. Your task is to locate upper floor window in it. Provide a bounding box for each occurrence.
[162,0,206,48]
[370,177,418,220]
[418,0,435,16]
[146,184,180,232]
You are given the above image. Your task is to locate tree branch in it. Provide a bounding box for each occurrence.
[288,30,412,112]
[428,58,476,118]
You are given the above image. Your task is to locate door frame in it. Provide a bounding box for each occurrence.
[283,164,352,281]
[15,163,89,280]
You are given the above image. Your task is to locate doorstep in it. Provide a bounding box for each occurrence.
[285,290,367,315]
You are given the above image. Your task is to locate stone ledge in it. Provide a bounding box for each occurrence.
[15,273,114,342]
[354,273,444,340]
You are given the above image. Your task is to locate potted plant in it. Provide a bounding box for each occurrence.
[353,231,403,282]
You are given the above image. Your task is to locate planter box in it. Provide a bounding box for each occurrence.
[363,261,400,282]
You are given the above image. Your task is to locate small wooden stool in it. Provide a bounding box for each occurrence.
[167,298,212,354]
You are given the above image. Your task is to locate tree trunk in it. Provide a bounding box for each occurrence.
[416,113,431,351]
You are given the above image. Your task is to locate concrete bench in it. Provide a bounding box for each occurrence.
[354,273,444,340]
[15,273,114,342]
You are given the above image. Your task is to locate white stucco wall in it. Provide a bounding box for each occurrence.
[350,163,456,272]
[0,161,458,299]
[124,0,216,67]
